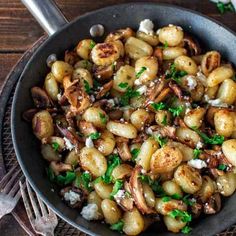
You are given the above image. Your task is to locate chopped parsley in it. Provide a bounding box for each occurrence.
[161,115,168,126]
[151,102,167,111]
[181,225,192,234]
[162,196,171,202]
[46,167,55,182]
[110,180,124,199]
[168,106,184,117]
[110,220,124,233]
[118,82,128,89]
[99,113,107,124]
[75,172,93,192]
[120,87,140,106]
[171,193,182,200]
[93,79,101,89]
[51,142,59,151]
[89,40,96,49]
[182,194,195,206]
[193,149,202,159]
[89,132,101,140]
[55,171,76,186]
[218,164,228,171]
[168,209,192,223]
[155,134,168,147]
[131,148,140,161]
[216,1,235,14]
[166,63,187,84]
[136,66,147,78]
[84,80,91,93]
[191,127,224,145]
[112,62,116,70]
[163,41,168,49]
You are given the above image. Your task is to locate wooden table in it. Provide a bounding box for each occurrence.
[0,0,236,235]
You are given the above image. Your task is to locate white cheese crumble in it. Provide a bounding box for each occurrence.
[64,190,81,205]
[139,19,154,35]
[57,93,62,101]
[137,85,147,95]
[85,137,94,148]
[186,75,197,90]
[107,99,115,107]
[63,137,74,151]
[81,203,100,221]
[196,71,207,86]
[196,141,203,149]
[207,98,228,108]
[134,79,142,86]
[188,159,207,169]
[114,190,126,200]
[145,127,153,135]
[90,95,95,102]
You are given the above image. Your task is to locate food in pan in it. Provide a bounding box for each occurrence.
[23,19,236,235]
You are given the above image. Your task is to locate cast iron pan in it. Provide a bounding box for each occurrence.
[11,1,236,235]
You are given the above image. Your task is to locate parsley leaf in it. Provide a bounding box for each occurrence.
[155,134,168,147]
[46,167,55,182]
[118,82,128,89]
[93,79,101,89]
[191,127,224,145]
[51,142,59,151]
[120,87,140,106]
[162,196,171,202]
[110,180,124,199]
[164,41,168,49]
[110,220,124,233]
[89,132,101,140]
[166,63,187,84]
[75,172,93,192]
[136,66,147,78]
[181,225,192,234]
[161,115,167,126]
[89,40,96,49]
[56,171,76,186]
[84,80,91,93]
[193,149,202,159]
[131,148,140,161]
[216,2,235,14]
[151,102,167,111]
[218,164,227,171]
[102,154,121,184]
[171,193,182,200]
[99,113,107,124]
[168,106,184,117]
[168,209,192,223]
[183,194,195,206]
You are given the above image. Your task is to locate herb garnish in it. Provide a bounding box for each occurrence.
[181,225,192,234]
[168,106,184,117]
[155,134,168,147]
[120,87,140,106]
[110,220,124,232]
[163,41,168,49]
[136,67,147,78]
[166,63,187,84]
[118,82,128,89]
[151,102,167,111]
[89,40,96,49]
[84,80,91,93]
[171,193,182,200]
[193,149,202,159]
[162,196,171,202]
[110,180,124,199]
[89,132,101,140]
[161,115,168,126]
[131,148,140,161]
[99,113,107,124]
[51,142,59,151]
[168,209,192,223]
[75,172,93,192]
[218,164,228,171]
[182,194,195,206]
[216,1,235,14]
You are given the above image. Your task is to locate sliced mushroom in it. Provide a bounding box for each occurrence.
[183,34,201,56]
[168,81,184,100]
[105,27,135,42]
[204,193,221,214]
[78,120,97,136]
[96,80,113,99]
[201,51,221,76]
[116,137,132,161]
[93,64,113,81]
[50,161,73,175]
[153,47,163,67]
[130,166,155,214]
[64,50,79,66]
[41,144,61,162]
[148,125,176,139]
[108,109,123,120]
[146,79,165,103]
[131,132,149,144]
[31,87,52,108]
[22,108,38,122]
[153,87,171,104]
[190,202,202,218]
[60,186,86,208]
[41,136,65,152]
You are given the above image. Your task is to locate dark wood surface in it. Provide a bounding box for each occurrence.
[0,0,236,235]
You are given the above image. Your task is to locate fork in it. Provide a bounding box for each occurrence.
[0,165,24,219]
[20,180,58,236]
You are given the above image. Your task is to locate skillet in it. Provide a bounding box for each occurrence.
[11,0,236,235]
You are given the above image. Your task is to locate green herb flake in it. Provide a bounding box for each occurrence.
[89,132,101,140]
[155,134,168,147]
[84,80,91,93]
[46,167,55,182]
[118,82,129,89]
[102,154,121,184]
[151,102,167,111]
[131,148,140,161]
[56,171,76,186]
[183,194,195,206]
[110,180,124,199]
[165,63,187,84]
[168,106,184,117]
[191,126,224,145]
[93,79,101,89]
[75,172,93,192]
[181,225,192,234]
[51,142,59,151]
[168,209,192,223]
[216,2,235,14]
[161,115,168,126]
[89,40,96,49]
[136,66,147,78]
[164,41,168,49]
[120,87,140,106]
[193,149,202,159]
[125,191,132,197]
[162,196,171,202]
[110,220,124,233]
[171,193,182,200]
[218,164,228,171]
[112,62,116,70]
[99,113,107,124]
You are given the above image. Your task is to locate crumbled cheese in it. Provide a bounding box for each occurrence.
[149,81,155,87]
[57,94,62,101]
[113,97,120,105]
[188,159,207,169]
[196,71,207,86]
[120,118,124,122]
[145,127,153,135]
[114,190,126,200]
[97,75,101,78]
[139,19,154,35]
[185,108,191,114]
[90,95,95,102]
[134,79,142,86]
[207,98,228,108]
[186,75,197,90]
[63,137,75,151]
[113,148,118,154]
[156,29,161,35]
[107,99,115,107]
[137,85,147,95]
[64,190,81,205]
[196,141,203,149]
[176,26,183,31]
[168,24,174,27]
[81,203,100,220]
[85,137,94,148]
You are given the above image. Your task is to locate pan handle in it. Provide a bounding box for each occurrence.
[21,0,68,36]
